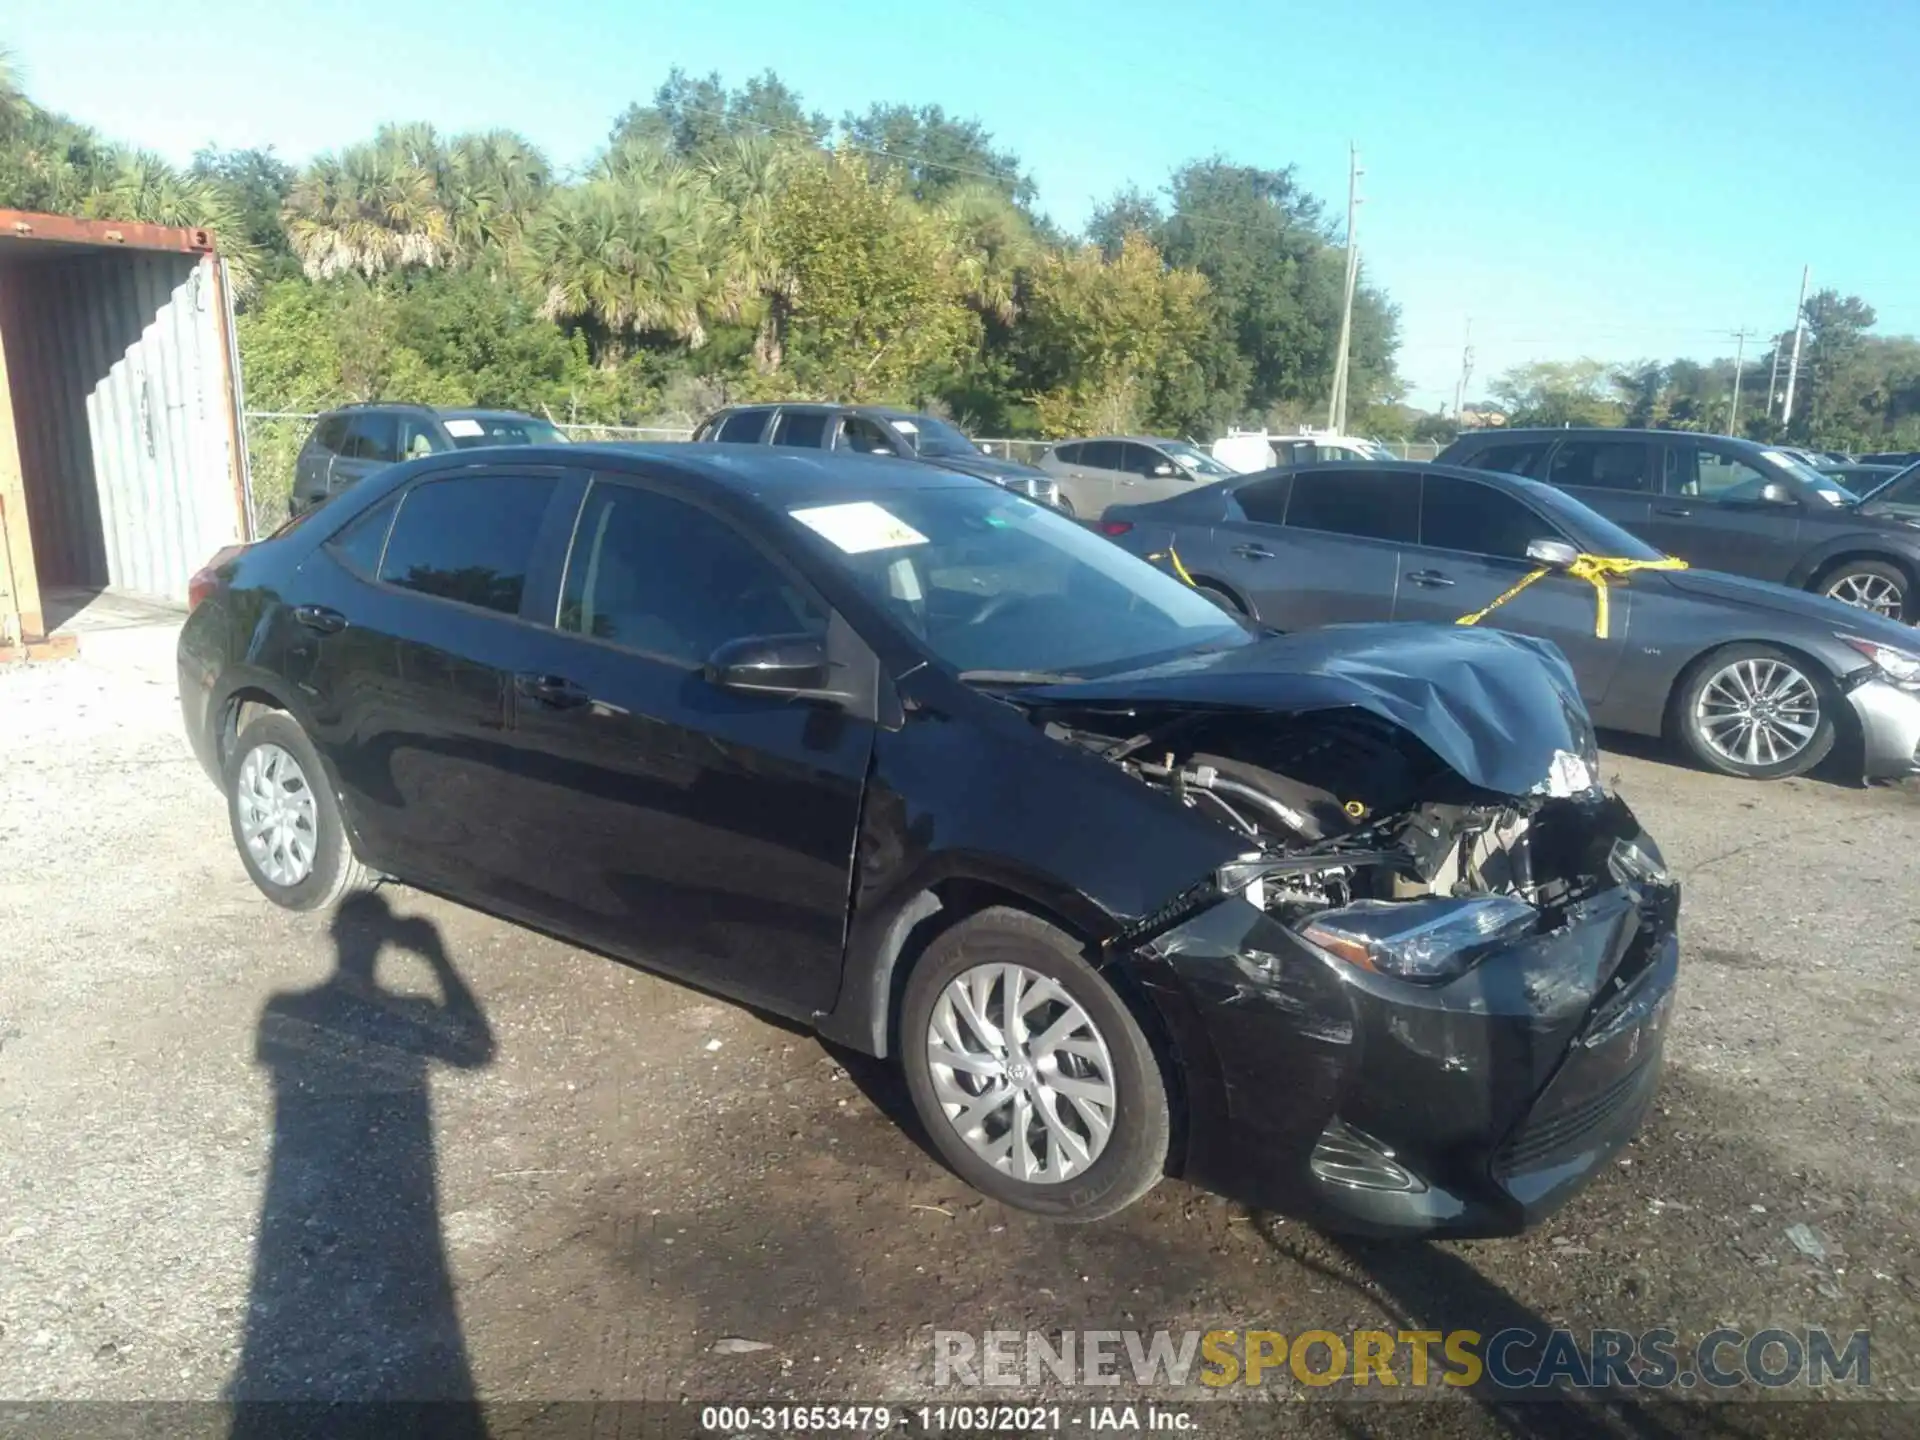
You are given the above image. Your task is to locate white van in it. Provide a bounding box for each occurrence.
[1209,429,1395,473]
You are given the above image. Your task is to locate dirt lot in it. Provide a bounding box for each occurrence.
[2,599,1917,1436]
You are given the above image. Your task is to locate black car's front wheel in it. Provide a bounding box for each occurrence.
[225,711,369,910]
[900,908,1169,1222]
[1816,559,1908,621]
[1674,644,1837,780]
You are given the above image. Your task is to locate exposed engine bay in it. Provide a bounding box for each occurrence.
[1042,705,1639,937]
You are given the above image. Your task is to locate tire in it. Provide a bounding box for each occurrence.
[899,907,1169,1222]
[1815,558,1908,622]
[225,710,370,910]
[1193,581,1249,617]
[1673,643,1837,781]
[1054,495,1076,517]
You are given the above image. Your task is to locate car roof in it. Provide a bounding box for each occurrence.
[471,441,985,507]
[326,402,541,420]
[1060,435,1181,446]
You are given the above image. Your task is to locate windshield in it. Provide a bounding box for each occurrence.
[444,415,567,449]
[1864,461,1920,518]
[1760,449,1857,506]
[783,487,1249,678]
[1159,441,1237,479]
[889,414,980,458]
[1512,477,1668,561]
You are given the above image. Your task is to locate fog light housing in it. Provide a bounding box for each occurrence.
[1310,1120,1426,1193]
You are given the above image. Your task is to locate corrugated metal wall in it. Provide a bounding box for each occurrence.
[0,250,239,605]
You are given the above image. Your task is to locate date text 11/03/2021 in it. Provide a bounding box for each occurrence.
[698,1406,1192,1433]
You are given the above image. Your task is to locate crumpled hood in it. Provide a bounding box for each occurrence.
[1658,566,1917,643]
[918,452,1050,486]
[1017,624,1597,799]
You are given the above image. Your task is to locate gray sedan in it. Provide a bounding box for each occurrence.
[1039,436,1238,517]
[1099,461,1920,782]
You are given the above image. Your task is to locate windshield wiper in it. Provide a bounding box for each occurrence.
[958,668,1080,686]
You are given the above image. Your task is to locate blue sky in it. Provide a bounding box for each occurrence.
[12,0,1919,412]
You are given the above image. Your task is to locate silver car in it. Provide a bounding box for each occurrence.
[1040,436,1238,517]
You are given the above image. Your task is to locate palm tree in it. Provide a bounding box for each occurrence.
[65,146,261,291]
[518,177,718,362]
[283,137,450,279]
[443,130,550,259]
[703,133,799,370]
[0,44,30,138]
[935,182,1038,326]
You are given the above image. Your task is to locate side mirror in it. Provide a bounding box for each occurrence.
[1525,538,1580,570]
[1151,462,1177,477]
[1758,481,1797,506]
[703,634,833,697]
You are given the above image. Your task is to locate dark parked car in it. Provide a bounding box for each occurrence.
[1439,427,1920,622]
[1859,451,1920,468]
[1100,460,1920,782]
[178,445,1678,1236]
[1816,462,1904,496]
[694,403,1062,509]
[293,404,567,515]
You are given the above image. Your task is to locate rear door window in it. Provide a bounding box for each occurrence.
[339,413,401,464]
[1463,440,1551,478]
[771,410,830,448]
[326,495,400,577]
[1081,440,1123,470]
[1234,474,1293,525]
[1545,439,1655,493]
[716,410,771,444]
[1283,469,1419,542]
[1051,443,1083,465]
[312,415,350,454]
[378,473,559,615]
[1420,474,1561,559]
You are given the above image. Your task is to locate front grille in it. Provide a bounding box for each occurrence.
[1493,1060,1659,1177]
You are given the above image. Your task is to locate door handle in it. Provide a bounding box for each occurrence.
[291,604,347,635]
[515,673,590,709]
[1232,543,1274,560]
[1406,570,1456,588]
[1655,506,1693,517]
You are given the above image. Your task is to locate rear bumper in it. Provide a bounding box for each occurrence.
[1134,857,1679,1238]
[1845,676,1920,779]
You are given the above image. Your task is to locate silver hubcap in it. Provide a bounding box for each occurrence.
[237,742,319,887]
[926,963,1117,1184]
[1695,658,1820,769]
[1825,572,1903,618]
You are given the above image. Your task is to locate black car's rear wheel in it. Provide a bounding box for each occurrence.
[225,711,369,910]
[1817,559,1908,621]
[1674,644,1836,780]
[1192,581,1248,617]
[900,908,1169,1222]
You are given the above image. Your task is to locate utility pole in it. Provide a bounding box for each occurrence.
[1327,142,1362,434]
[1727,328,1747,434]
[1765,342,1782,419]
[1453,316,1474,421]
[1781,264,1810,426]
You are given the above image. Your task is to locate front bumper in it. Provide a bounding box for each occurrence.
[1132,861,1679,1238]
[1845,675,1920,779]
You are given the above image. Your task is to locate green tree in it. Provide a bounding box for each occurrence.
[768,153,975,402]
[1490,359,1623,428]
[841,102,1033,205]
[610,68,827,157]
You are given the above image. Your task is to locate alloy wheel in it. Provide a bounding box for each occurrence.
[237,742,319,887]
[1824,572,1904,619]
[925,963,1117,1184]
[1693,658,1821,770]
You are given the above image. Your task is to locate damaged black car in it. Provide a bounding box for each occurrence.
[178,445,1679,1236]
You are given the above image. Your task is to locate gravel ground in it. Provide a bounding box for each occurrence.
[1,601,1917,1437]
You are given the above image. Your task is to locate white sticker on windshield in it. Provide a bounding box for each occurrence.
[791,501,929,553]
[889,418,918,433]
[443,418,484,437]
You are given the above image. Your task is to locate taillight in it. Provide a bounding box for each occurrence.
[187,544,248,611]
[1100,521,1134,536]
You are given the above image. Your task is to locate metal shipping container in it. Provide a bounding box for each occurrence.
[0,210,249,645]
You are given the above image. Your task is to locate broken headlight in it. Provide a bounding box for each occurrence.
[1299,895,1538,984]
[1606,833,1670,887]
[1840,634,1920,686]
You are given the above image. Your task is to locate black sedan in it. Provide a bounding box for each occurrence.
[179,446,1678,1236]
[1101,461,1920,782]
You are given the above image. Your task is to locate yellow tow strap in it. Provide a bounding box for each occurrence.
[1456,554,1689,639]
[1146,545,1197,586]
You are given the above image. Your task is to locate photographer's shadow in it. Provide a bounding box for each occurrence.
[228,891,494,1435]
